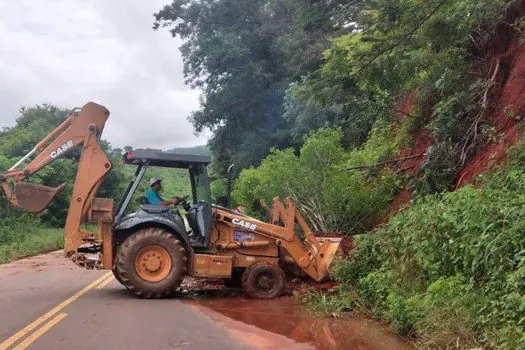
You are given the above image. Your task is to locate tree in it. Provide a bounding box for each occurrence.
[154,0,350,174]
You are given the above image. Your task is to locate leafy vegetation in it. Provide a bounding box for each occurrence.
[296,286,356,314]
[234,125,402,233]
[330,144,525,349]
[154,0,353,174]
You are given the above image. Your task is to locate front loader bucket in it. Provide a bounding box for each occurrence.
[314,237,343,281]
[14,182,66,213]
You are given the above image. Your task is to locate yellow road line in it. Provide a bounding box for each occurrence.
[94,274,114,289]
[96,275,114,289]
[0,271,111,350]
[12,313,68,350]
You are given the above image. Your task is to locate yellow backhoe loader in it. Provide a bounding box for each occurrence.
[1,102,341,299]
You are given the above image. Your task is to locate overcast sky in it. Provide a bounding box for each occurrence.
[0,0,208,150]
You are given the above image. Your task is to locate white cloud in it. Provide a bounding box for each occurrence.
[0,0,208,150]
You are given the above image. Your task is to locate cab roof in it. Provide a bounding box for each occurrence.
[123,149,211,168]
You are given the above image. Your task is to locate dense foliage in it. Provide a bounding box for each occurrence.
[156,0,519,189]
[234,125,402,234]
[286,0,521,194]
[155,0,525,239]
[330,144,525,349]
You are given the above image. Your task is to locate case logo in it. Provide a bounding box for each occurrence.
[50,140,74,158]
[232,218,257,231]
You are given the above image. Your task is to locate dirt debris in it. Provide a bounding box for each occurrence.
[178,272,342,299]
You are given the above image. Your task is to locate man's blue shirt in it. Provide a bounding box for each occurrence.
[145,188,162,205]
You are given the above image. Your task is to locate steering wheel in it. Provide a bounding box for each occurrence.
[179,194,191,210]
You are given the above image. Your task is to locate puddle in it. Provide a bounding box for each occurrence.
[185,295,412,350]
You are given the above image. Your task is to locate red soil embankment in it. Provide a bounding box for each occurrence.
[386,27,525,215]
[456,41,525,187]
[385,94,434,216]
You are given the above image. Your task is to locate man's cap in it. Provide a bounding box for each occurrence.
[149,177,162,186]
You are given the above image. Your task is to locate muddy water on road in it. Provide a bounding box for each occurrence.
[185,296,411,350]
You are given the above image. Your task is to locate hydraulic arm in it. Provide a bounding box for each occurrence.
[1,102,114,267]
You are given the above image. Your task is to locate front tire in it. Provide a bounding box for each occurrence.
[115,228,187,298]
[242,262,286,299]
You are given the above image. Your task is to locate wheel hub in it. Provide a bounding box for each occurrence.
[135,245,172,282]
[145,256,161,272]
[255,273,275,292]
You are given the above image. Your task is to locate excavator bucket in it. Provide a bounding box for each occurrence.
[314,237,343,281]
[279,237,343,280]
[14,182,66,213]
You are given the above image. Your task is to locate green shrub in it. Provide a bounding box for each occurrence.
[331,234,384,286]
[387,293,416,336]
[234,126,402,234]
[356,269,391,318]
[408,276,486,349]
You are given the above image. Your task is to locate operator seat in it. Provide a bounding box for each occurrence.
[185,203,207,245]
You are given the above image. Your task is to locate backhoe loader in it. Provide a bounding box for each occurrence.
[1,102,341,299]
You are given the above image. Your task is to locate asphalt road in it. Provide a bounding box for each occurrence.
[0,251,310,350]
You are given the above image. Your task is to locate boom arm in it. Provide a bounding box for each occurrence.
[1,102,113,257]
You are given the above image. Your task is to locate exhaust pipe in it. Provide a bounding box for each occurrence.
[226,164,235,209]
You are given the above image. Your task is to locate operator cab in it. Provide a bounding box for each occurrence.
[115,149,212,248]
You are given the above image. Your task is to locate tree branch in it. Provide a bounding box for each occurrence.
[395,109,418,119]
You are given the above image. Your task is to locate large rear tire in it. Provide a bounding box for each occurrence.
[242,262,286,299]
[115,228,187,299]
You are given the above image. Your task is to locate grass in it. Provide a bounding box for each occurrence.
[0,225,63,264]
[295,285,358,314]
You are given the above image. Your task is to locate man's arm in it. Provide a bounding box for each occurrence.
[147,189,181,206]
[159,198,181,206]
